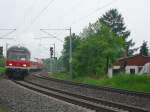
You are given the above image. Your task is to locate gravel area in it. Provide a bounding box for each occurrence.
[0,79,94,112]
[27,75,150,110]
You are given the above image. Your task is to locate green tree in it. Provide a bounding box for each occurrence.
[72,24,124,77]
[99,9,136,56]
[140,41,149,56]
[62,33,81,72]
[80,23,95,38]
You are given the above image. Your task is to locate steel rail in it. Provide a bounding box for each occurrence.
[25,79,150,112]
[13,77,150,112]
[14,80,122,112]
[33,75,150,98]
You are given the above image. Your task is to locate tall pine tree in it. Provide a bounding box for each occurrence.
[140,41,149,56]
[99,9,136,56]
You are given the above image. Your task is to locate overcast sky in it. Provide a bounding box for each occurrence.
[0,0,150,59]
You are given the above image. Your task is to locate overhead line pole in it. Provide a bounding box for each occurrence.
[69,27,72,78]
[40,27,72,78]
[0,29,16,56]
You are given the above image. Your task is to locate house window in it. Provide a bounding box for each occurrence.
[130,69,135,74]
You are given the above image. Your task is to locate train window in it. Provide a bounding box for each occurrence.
[20,58,26,61]
[8,52,30,61]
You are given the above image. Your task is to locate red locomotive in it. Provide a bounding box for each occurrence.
[5,46,43,79]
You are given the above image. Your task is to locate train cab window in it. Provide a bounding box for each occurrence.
[8,52,30,61]
[20,58,26,60]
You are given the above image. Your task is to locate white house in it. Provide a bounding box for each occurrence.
[108,54,150,77]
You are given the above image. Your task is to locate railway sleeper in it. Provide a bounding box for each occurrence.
[14,81,134,112]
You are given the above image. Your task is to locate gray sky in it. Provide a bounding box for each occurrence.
[0,0,150,59]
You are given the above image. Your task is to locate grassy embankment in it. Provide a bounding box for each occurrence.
[0,105,9,112]
[0,67,5,78]
[48,73,150,93]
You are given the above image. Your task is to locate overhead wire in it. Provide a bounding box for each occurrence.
[40,30,64,42]
[0,29,16,38]
[48,0,118,39]
[24,0,56,32]
[43,0,83,38]
[16,0,40,32]
[70,0,118,26]
[57,0,83,22]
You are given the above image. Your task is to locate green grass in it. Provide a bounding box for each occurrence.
[0,105,9,112]
[0,67,5,75]
[90,75,150,92]
[0,67,5,79]
[48,73,150,92]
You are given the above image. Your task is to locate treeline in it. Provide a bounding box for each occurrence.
[61,9,136,77]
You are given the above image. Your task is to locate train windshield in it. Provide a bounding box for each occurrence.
[8,52,30,61]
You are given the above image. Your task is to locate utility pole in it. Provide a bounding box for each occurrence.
[53,43,55,58]
[40,28,72,78]
[53,43,56,72]
[0,29,16,56]
[69,27,72,78]
[6,43,8,55]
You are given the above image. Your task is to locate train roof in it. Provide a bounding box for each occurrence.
[7,46,30,54]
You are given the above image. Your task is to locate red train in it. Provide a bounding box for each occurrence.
[5,46,43,79]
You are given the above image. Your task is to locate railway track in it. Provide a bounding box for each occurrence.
[34,75,150,99]
[13,79,150,112]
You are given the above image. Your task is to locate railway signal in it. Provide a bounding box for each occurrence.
[50,47,54,58]
[0,47,3,55]
[40,28,72,78]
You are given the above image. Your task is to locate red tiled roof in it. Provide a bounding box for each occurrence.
[114,54,150,66]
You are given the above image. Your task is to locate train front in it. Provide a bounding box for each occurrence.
[5,46,31,79]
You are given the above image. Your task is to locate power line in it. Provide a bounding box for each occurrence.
[40,28,72,77]
[24,0,56,31]
[0,29,16,30]
[16,0,40,32]
[0,37,14,40]
[57,0,83,22]
[0,30,16,38]
[70,0,118,25]
[47,0,117,38]
[40,29,63,42]
[43,0,82,38]
[0,29,16,38]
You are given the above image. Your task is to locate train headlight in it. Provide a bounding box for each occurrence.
[23,64,27,67]
[9,63,12,66]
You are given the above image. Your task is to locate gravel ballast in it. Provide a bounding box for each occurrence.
[0,79,94,112]
[27,75,150,110]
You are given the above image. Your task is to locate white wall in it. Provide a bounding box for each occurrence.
[125,66,138,74]
[108,65,143,77]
